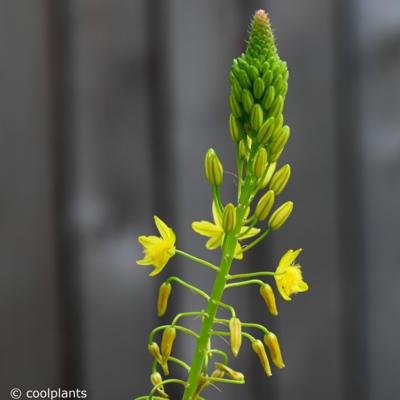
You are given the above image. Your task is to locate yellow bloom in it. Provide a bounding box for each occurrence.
[137,216,176,276]
[274,249,308,301]
[192,203,260,260]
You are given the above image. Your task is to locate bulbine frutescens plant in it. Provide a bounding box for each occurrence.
[135,10,309,400]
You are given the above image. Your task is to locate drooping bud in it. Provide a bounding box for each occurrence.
[253,77,265,99]
[242,89,254,114]
[270,125,290,162]
[264,332,285,368]
[205,148,223,186]
[222,203,236,233]
[269,164,291,195]
[251,104,263,131]
[229,317,242,357]
[150,372,168,398]
[259,284,278,316]
[255,190,275,221]
[148,342,162,363]
[268,201,294,230]
[256,116,275,145]
[251,339,272,377]
[253,147,268,178]
[161,327,176,364]
[260,162,276,188]
[229,114,243,142]
[157,282,172,317]
[214,362,245,381]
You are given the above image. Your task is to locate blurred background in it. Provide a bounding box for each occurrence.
[1,0,399,399]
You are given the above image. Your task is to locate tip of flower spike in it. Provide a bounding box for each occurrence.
[254,9,270,24]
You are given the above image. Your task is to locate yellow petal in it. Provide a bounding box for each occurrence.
[192,221,222,237]
[276,282,292,301]
[149,265,165,276]
[298,281,309,292]
[137,257,153,266]
[234,243,244,260]
[154,216,175,243]
[239,226,260,240]
[206,235,222,250]
[138,235,161,248]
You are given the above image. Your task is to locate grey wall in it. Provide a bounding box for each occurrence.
[1,1,399,400]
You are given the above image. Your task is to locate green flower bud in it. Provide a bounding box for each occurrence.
[273,75,283,94]
[229,94,243,118]
[248,64,259,82]
[253,77,265,99]
[238,69,251,89]
[261,85,275,110]
[256,116,275,145]
[232,78,243,103]
[262,69,273,86]
[280,81,288,97]
[255,190,275,221]
[161,327,176,363]
[271,114,284,141]
[229,114,243,142]
[237,58,249,71]
[269,164,291,195]
[270,125,290,161]
[270,95,284,118]
[250,104,263,131]
[261,60,270,74]
[242,89,254,114]
[253,147,268,178]
[239,140,249,160]
[222,203,236,233]
[260,162,277,188]
[205,148,223,186]
[268,201,294,230]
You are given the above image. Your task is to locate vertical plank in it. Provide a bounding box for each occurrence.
[0,0,60,392]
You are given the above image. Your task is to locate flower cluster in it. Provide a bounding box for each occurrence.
[135,9,309,400]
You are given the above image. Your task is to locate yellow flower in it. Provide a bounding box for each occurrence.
[137,216,176,276]
[192,203,260,260]
[274,249,308,301]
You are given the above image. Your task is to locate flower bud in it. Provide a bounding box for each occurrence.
[229,94,243,118]
[157,282,172,317]
[148,342,162,363]
[214,362,244,381]
[229,114,243,142]
[161,327,176,363]
[253,77,265,99]
[253,147,268,178]
[250,104,263,131]
[229,317,242,357]
[242,89,254,114]
[269,164,291,195]
[255,190,275,221]
[264,332,285,368]
[270,125,290,162]
[252,339,272,376]
[238,69,251,89]
[150,372,168,398]
[261,85,275,110]
[248,64,259,82]
[205,148,223,186]
[262,69,273,86]
[259,284,278,316]
[268,201,294,231]
[222,203,236,233]
[260,162,276,188]
[256,116,275,145]
[270,95,284,118]
[232,79,243,103]
[239,140,249,160]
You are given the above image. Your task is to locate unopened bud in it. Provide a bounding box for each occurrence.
[222,203,236,233]
[229,114,243,142]
[148,342,162,363]
[264,332,285,368]
[261,85,275,110]
[248,64,259,82]
[262,69,273,86]
[253,77,265,99]
[214,362,244,381]
[256,116,275,145]
[260,162,276,188]
[270,164,291,195]
[268,201,293,230]
[270,125,290,162]
[229,317,242,357]
[255,190,275,221]
[270,95,284,118]
[150,372,168,398]
[229,94,243,118]
[242,89,254,114]
[205,148,223,186]
[238,69,251,89]
[252,339,272,377]
[157,282,172,317]
[161,327,176,363]
[253,147,268,178]
[259,284,278,316]
[251,104,263,131]
[239,140,249,160]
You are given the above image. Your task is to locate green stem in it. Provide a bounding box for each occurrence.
[149,379,186,399]
[166,276,209,300]
[242,228,271,253]
[175,249,219,272]
[169,356,191,372]
[214,319,270,335]
[225,279,264,289]
[149,325,198,345]
[227,271,274,280]
[213,185,224,215]
[172,311,207,326]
